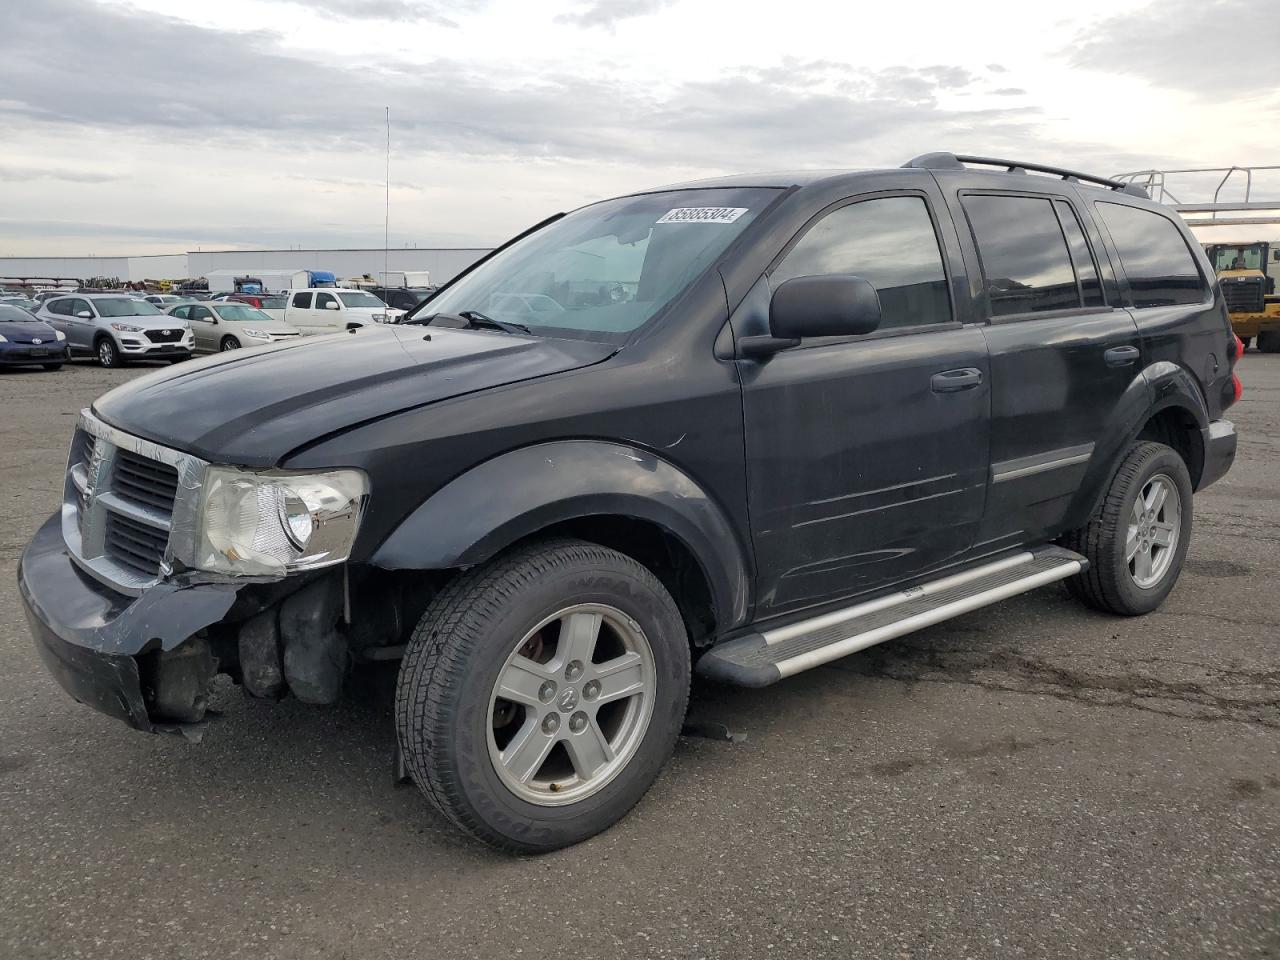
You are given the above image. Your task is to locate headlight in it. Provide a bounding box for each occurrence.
[0,335,7,343]
[55,330,66,341]
[194,467,368,576]
[241,328,268,338]
[111,322,143,333]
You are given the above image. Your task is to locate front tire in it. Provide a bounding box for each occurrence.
[220,336,239,352]
[1061,441,1193,615]
[395,539,691,853]
[1258,330,1280,353]
[96,337,121,368]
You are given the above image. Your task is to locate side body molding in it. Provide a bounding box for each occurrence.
[1063,361,1210,529]
[369,440,751,629]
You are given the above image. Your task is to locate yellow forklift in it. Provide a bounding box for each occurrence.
[1203,241,1280,351]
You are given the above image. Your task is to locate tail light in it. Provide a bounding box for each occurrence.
[1231,333,1245,364]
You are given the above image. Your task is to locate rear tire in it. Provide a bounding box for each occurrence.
[1257,330,1280,353]
[1239,336,1251,351]
[395,538,691,853]
[95,337,121,368]
[1061,441,1193,616]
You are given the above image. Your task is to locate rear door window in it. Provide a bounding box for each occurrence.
[962,194,1079,316]
[292,292,313,309]
[1054,200,1105,307]
[1096,202,1207,307]
[770,195,952,330]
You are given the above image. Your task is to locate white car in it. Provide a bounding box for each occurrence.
[283,287,403,335]
[166,300,302,353]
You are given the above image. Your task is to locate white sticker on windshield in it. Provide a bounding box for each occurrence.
[656,207,748,225]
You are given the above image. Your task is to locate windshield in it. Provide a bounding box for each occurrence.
[421,187,776,342]
[1210,244,1264,272]
[94,298,163,317]
[213,304,272,322]
[337,291,387,308]
[0,304,36,322]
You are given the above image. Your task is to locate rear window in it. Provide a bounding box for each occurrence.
[1097,202,1207,308]
[337,291,386,308]
[962,194,1080,316]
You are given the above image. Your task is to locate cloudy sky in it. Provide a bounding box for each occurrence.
[2,0,1277,256]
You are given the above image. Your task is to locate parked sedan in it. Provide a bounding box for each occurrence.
[166,300,302,352]
[0,303,69,371]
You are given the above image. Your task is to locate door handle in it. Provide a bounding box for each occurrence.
[1105,345,1140,367]
[931,367,983,393]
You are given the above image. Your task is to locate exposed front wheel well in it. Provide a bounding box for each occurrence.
[510,516,718,649]
[1137,407,1204,488]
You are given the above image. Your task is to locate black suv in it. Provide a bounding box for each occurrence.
[20,153,1239,852]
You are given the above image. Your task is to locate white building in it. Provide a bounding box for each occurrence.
[0,247,490,287]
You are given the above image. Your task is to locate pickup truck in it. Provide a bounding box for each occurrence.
[19,153,1239,854]
[283,287,403,334]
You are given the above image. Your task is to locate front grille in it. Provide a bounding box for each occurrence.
[104,512,168,577]
[145,328,184,343]
[1222,277,1265,313]
[62,412,205,594]
[112,450,179,514]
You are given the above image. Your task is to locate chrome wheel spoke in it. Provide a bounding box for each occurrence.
[500,719,557,783]
[1133,544,1154,583]
[1145,479,1168,515]
[558,611,602,666]
[496,655,553,707]
[590,652,646,705]
[1151,522,1175,548]
[564,717,614,779]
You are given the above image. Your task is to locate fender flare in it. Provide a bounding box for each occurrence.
[1064,361,1209,526]
[369,440,751,628]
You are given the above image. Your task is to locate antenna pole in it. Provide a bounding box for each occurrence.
[384,106,391,287]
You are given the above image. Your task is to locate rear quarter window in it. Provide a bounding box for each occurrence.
[1096,202,1207,308]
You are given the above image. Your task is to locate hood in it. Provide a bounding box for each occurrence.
[92,324,614,466]
[0,318,59,343]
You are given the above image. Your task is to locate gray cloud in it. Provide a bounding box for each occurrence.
[555,0,677,29]
[1070,0,1280,96]
[991,87,1027,97]
[0,1,1042,171]
[263,0,483,25]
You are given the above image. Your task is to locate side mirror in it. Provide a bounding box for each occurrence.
[771,275,881,339]
[324,302,340,310]
[76,310,93,319]
[737,275,882,359]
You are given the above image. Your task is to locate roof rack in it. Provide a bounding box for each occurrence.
[904,152,1149,198]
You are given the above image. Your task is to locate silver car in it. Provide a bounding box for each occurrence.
[35,294,194,367]
[166,300,302,352]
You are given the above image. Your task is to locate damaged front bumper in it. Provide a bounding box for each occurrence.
[19,513,239,733]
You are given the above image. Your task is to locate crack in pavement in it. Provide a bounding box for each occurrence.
[834,644,1280,730]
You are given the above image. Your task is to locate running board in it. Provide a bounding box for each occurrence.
[696,546,1086,688]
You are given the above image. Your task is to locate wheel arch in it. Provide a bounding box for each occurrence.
[368,440,752,638]
[1063,361,1209,529]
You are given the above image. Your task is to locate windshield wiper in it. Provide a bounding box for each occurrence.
[420,310,532,335]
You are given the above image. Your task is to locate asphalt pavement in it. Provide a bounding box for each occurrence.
[1,354,1277,959]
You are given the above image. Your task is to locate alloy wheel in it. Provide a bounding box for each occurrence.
[486,603,656,806]
[1127,473,1181,589]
